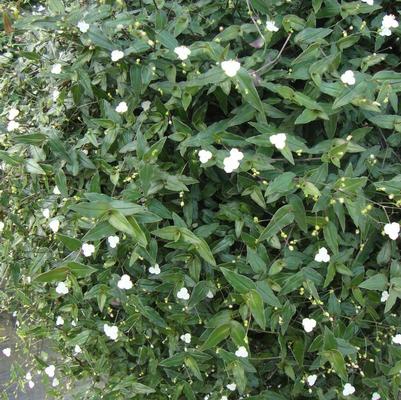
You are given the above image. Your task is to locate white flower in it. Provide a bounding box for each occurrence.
[149,263,161,275]
[56,316,64,326]
[52,89,60,101]
[380,15,399,37]
[221,397,228,400]
[28,380,35,389]
[361,0,373,5]
[74,345,82,354]
[343,383,356,397]
[7,108,19,120]
[25,372,32,380]
[52,377,59,387]
[392,334,401,344]
[49,219,60,233]
[107,235,120,248]
[115,101,128,113]
[174,45,191,61]
[111,50,124,62]
[230,148,244,161]
[314,247,330,263]
[53,186,61,195]
[141,101,151,111]
[381,290,389,302]
[82,243,95,257]
[2,348,11,357]
[7,120,20,132]
[269,133,287,150]
[221,60,241,77]
[177,287,190,300]
[51,63,62,74]
[45,365,55,378]
[266,20,279,32]
[341,70,356,85]
[180,333,191,344]
[117,274,133,290]
[372,393,381,400]
[55,281,69,295]
[199,150,213,164]
[42,208,50,219]
[71,320,77,327]
[302,318,317,333]
[77,20,90,33]
[206,290,214,299]
[103,324,119,340]
[226,383,236,391]
[223,156,240,173]
[306,374,317,386]
[384,222,400,240]
[235,346,248,358]
[0,221,4,232]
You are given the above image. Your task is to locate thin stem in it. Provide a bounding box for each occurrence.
[256,33,292,74]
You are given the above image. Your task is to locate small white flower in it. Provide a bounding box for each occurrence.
[381,290,389,302]
[115,101,128,113]
[392,334,401,344]
[266,20,279,32]
[221,396,228,400]
[51,63,62,74]
[0,221,4,232]
[74,345,82,354]
[45,365,55,378]
[49,219,60,233]
[269,133,287,150]
[7,108,19,120]
[235,346,248,358]
[341,70,356,85]
[71,320,77,327]
[56,316,64,326]
[52,377,59,387]
[55,281,69,295]
[199,150,213,164]
[53,186,61,195]
[180,333,191,344]
[26,372,32,380]
[107,235,120,248]
[384,222,400,240]
[141,101,151,111]
[221,60,241,77]
[28,380,35,389]
[82,243,95,257]
[103,324,119,340]
[361,0,373,5]
[2,348,11,357]
[149,263,161,275]
[174,45,191,61]
[230,148,244,161]
[306,374,317,387]
[223,156,240,173]
[206,290,214,299]
[7,120,20,132]
[302,318,317,333]
[226,383,236,391]
[117,274,133,290]
[52,89,60,101]
[380,15,399,37]
[77,20,90,33]
[42,208,50,219]
[176,287,190,300]
[111,50,124,62]
[314,247,330,263]
[372,393,381,400]
[343,383,356,397]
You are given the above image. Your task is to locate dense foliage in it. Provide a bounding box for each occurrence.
[1,0,401,399]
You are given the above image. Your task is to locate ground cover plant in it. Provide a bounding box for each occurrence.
[1,0,401,399]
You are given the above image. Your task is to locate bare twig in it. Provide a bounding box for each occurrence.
[256,33,292,74]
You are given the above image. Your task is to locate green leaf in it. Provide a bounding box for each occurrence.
[359,274,388,291]
[288,194,307,233]
[259,205,294,242]
[35,262,96,282]
[220,267,256,294]
[321,350,347,381]
[200,323,231,350]
[323,221,338,254]
[247,289,266,329]
[109,212,147,247]
[56,234,81,252]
